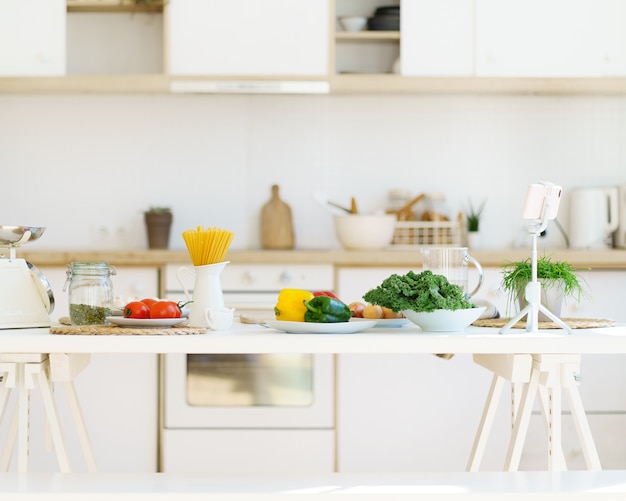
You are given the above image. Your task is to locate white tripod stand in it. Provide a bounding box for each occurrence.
[500,182,573,334]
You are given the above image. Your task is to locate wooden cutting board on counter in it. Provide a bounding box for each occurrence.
[261,184,295,250]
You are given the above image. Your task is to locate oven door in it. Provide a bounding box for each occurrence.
[164,352,334,429]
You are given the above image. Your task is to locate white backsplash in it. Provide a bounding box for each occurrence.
[1,93,624,251]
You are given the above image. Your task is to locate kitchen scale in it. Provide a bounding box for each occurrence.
[0,225,54,329]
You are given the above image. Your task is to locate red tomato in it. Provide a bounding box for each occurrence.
[140,297,158,309]
[150,300,182,319]
[124,301,151,319]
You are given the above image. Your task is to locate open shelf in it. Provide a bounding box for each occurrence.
[66,0,164,13]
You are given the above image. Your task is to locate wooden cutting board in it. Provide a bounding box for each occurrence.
[261,184,295,249]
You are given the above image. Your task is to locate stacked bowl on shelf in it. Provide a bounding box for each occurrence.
[367,6,400,31]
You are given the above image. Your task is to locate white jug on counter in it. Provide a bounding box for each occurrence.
[177,261,234,330]
[569,187,619,249]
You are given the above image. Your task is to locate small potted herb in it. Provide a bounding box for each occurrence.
[465,198,486,249]
[144,206,173,249]
[500,255,588,319]
[466,198,486,233]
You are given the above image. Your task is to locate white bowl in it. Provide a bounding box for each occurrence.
[339,16,367,32]
[334,214,396,250]
[402,307,486,332]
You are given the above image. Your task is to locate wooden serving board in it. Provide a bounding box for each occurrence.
[261,184,295,250]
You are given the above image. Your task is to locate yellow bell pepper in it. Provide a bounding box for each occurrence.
[274,288,315,322]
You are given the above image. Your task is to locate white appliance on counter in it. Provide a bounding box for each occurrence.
[615,184,626,249]
[569,186,619,249]
[160,263,336,473]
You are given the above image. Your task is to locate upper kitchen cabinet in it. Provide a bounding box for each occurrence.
[476,0,626,77]
[400,0,474,76]
[0,0,66,76]
[333,0,400,75]
[167,0,329,83]
[66,4,163,75]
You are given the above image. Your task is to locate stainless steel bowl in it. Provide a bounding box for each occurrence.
[0,225,46,246]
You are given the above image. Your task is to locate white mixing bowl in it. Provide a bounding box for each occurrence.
[334,214,396,250]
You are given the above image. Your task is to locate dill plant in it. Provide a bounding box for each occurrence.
[500,255,588,313]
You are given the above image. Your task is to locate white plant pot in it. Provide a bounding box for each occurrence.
[467,231,481,249]
[516,279,565,322]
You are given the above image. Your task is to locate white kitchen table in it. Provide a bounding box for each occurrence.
[1,322,625,355]
[1,321,626,488]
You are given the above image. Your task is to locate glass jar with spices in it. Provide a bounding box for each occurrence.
[64,262,116,325]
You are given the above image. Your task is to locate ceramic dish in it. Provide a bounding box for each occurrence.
[266,318,377,334]
[105,317,188,328]
[402,307,486,332]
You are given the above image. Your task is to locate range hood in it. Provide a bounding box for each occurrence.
[170,79,330,94]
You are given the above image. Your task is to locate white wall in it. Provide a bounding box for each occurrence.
[1,93,625,251]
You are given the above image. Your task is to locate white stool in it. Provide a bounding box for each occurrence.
[468,353,602,472]
[0,353,96,473]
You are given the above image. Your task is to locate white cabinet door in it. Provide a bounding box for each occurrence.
[167,0,329,76]
[401,0,474,76]
[0,0,65,76]
[476,0,626,77]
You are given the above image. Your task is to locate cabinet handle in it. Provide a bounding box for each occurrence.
[279,271,292,283]
[242,271,256,285]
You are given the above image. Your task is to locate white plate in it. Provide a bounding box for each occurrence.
[266,318,377,334]
[373,318,410,328]
[105,317,188,328]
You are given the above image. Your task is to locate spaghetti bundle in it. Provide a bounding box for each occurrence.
[182,226,235,266]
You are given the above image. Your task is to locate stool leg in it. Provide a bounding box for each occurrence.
[538,385,567,469]
[62,381,96,472]
[563,372,602,470]
[35,370,71,472]
[547,380,566,471]
[467,374,505,472]
[0,402,18,471]
[504,365,540,471]
[16,365,30,473]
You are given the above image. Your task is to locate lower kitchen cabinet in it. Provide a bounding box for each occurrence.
[336,266,626,471]
[162,429,335,473]
[11,266,160,473]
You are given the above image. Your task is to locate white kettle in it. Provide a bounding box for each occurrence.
[569,187,619,249]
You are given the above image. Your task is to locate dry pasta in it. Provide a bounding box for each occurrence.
[182,226,235,266]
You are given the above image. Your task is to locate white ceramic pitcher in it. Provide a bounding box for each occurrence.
[177,261,231,328]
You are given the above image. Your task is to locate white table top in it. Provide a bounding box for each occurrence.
[1,321,626,355]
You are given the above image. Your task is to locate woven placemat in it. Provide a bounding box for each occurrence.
[52,317,207,336]
[472,317,615,329]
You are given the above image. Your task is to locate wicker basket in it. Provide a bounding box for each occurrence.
[391,220,462,248]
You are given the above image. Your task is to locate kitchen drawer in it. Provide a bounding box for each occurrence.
[164,263,334,293]
[162,429,334,473]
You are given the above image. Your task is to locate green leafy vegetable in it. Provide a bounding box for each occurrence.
[362,270,474,313]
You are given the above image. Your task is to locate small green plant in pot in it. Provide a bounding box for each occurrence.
[500,255,588,321]
[466,198,486,233]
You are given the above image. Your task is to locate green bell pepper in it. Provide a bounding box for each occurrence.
[303,296,351,323]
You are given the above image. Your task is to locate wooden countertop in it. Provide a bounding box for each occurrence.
[16,248,626,269]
